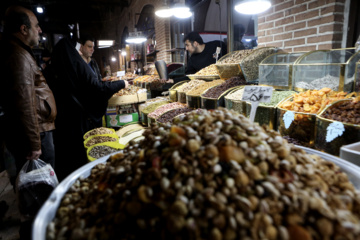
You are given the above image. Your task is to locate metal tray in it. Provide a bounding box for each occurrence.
[33,146,360,240]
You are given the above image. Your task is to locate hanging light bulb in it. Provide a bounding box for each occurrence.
[234,0,271,15]
[155,0,173,17]
[36,6,44,14]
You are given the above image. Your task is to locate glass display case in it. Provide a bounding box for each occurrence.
[259,52,306,90]
[293,48,360,92]
[355,60,360,92]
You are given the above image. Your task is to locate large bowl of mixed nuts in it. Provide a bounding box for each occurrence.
[35,108,360,240]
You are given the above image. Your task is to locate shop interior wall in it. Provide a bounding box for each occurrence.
[257,0,350,52]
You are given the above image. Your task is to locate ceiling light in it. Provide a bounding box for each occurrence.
[234,0,271,15]
[155,7,173,18]
[36,6,44,14]
[97,40,115,48]
[111,56,116,62]
[121,51,127,56]
[173,9,193,18]
[125,31,147,44]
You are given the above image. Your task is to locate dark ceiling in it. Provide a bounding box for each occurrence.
[0,0,130,38]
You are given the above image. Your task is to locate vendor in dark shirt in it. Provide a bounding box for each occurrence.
[184,31,226,74]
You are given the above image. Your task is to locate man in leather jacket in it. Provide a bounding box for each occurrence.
[0,5,57,239]
[0,6,57,172]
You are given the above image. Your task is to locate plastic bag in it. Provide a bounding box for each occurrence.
[16,159,58,217]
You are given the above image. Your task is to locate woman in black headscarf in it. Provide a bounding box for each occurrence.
[45,37,128,181]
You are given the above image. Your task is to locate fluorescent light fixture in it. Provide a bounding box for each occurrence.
[36,6,43,14]
[155,7,174,18]
[234,0,271,15]
[174,10,193,18]
[111,57,116,62]
[121,51,127,56]
[97,40,115,48]
[125,37,147,44]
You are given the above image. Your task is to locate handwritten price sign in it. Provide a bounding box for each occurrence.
[242,86,273,122]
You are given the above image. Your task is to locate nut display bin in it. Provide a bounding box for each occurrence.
[215,49,255,79]
[293,48,360,92]
[33,147,360,240]
[224,87,246,115]
[314,99,360,156]
[169,80,189,102]
[240,47,277,82]
[259,52,306,90]
[186,94,201,109]
[201,86,239,110]
[277,100,317,147]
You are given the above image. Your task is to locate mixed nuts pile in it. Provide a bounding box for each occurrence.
[47,108,360,240]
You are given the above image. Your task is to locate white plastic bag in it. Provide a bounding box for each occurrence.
[17,159,58,217]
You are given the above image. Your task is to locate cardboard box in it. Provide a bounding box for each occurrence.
[106,112,139,127]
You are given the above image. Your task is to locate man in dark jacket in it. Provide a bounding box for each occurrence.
[46,37,128,181]
[79,34,103,81]
[184,31,227,75]
[0,6,57,240]
[0,6,57,175]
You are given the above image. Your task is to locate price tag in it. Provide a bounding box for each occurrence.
[326,121,345,142]
[216,47,221,54]
[242,86,273,122]
[283,111,295,129]
[119,114,133,123]
[117,71,125,77]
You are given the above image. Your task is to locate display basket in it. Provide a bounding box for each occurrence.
[240,47,277,82]
[277,97,317,147]
[108,91,147,106]
[147,116,157,127]
[186,75,220,81]
[86,142,124,162]
[186,94,201,109]
[314,99,360,156]
[141,112,149,126]
[259,52,306,90]
[156,107,193,124]
[293,48,360,92]
[83,133,119,149]
[224,87,246,115]
[201,86,239,110]
[115,123,144,138]
[169,80,189,102]
[215,63,242,80]
[246,102,277,130]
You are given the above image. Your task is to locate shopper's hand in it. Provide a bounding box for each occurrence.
[166,79,174,84]
[123,80,129,88]
[27,149,42,160]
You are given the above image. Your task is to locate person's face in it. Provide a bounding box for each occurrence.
[185,40,198,55]
[27,12,42,47]
[80,40,95,58]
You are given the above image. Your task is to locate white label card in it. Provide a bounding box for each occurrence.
[242,86,273,122]
[283,111,295,129]
[326,121,345,142]
[119,114,133,123]
[117,71,125,77]
[216,47,221,54]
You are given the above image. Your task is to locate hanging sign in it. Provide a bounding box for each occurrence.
[242,86,273,122]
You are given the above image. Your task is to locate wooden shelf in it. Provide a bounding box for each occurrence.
[165,48,185,53]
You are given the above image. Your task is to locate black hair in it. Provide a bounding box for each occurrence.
[79,34,95,45]
[183,31,204,44]
[3,6,31,34]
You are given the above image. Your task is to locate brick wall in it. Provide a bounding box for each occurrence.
[258,0,348,51]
